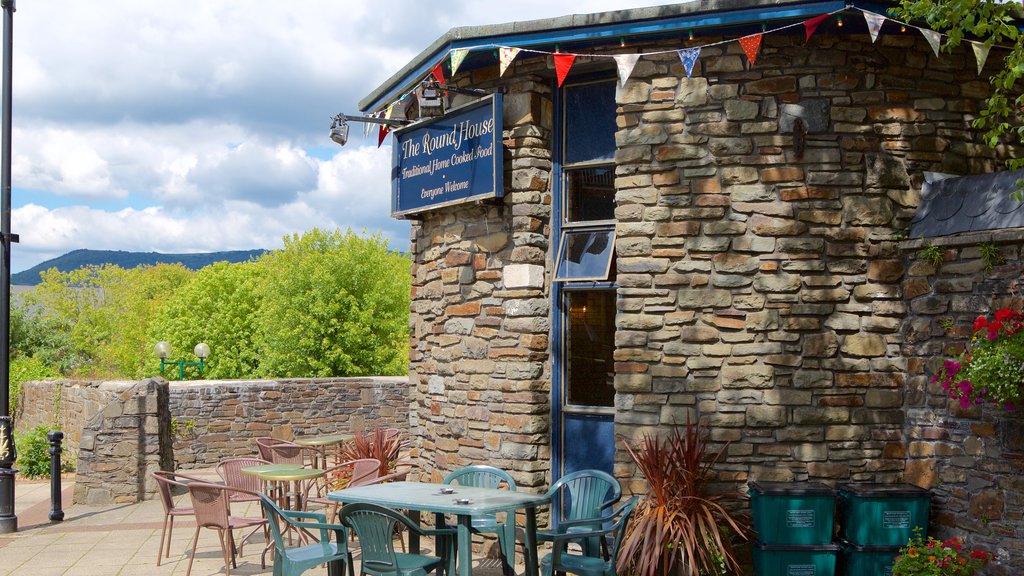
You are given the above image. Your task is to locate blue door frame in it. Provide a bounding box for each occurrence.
[550,77,617,485]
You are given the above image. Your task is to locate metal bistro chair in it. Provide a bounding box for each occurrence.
[540,497,637,576]
[185,482,269,576]
[218,457,273,545]
[152,470,208,566]
[339,503,456,576]
[261,493,351,576]
[261,439,315,467]
[538,469,622,559]
[306,458,382,523]
[442,465,518,576]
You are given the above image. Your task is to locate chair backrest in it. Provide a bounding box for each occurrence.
[254,437,278,460]
[444,465,517,491]
[217,457,269,493]
[188,482,232,530]
[547,469,621,524]
[349,458,383,487]
[152,470,190,514]
[265,441,306,465]
[339,503,413,576]
[606,497,639,568]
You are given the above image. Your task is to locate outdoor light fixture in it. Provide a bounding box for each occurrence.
[155,340,210,381]
[328,113,409,147]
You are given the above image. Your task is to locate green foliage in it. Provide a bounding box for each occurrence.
[254,229,411,378]
[148,260,264,379]
[918,243,945,268]
[978,241,1005,272]
[8,356,59,417]
[892,528,990,575]
[170,418,196,438]
[15,424,58,479]
[939,317,955,332]
[16,229,411,381]
[892,1,1024,172]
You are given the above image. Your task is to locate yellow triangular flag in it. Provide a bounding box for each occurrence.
[971,41,991,75]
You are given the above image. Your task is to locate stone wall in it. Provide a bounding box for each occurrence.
[18,379,136,459]
[74,378,172,505]
[900,230,1024,574]
[407,65,556,490]
[170,377,409,467]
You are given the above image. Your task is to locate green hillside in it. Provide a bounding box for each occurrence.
[13,248,267,285]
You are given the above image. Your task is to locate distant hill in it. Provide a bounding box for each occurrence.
[13,248,268,285]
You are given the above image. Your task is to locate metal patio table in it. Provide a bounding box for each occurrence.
[294,433,354,469]
[327,481,549,576]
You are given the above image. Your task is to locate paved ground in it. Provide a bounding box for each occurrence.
[0,472,518,576]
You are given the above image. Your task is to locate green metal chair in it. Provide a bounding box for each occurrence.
[339,502,456,576]
[261,493,351,576]
[540,496,637,576]
[442,465,518,576]
[538,469,622,559]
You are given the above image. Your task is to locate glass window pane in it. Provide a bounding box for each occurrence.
[564,81,616,165]
[566,166,615,222]
[566,291,615,407]
[555,229,615,282]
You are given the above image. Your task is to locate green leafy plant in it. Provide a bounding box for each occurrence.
[892,226,910,241]
[617,421,752,576]
[918,243,944,268]
[935,307,1024,409]
[939,318,955,332]
[8,356,58,418]
[170,418,196,439]
[978,242,1005,273]
[892,528,990,575]
[14,424,70,479]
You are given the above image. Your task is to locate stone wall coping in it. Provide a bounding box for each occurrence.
[167,376,407,389]
[899,227,1024,251]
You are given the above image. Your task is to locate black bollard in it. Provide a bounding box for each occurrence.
[47,430,63,522]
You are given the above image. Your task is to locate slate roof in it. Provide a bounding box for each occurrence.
[910,170,1024,238]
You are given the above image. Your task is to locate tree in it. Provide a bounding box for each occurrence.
[892,1,1024,175]
[254,229,411,378]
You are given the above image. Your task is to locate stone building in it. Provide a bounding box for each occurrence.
[355,0,1023,569]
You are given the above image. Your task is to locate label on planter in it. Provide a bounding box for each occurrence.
[786,509,815,528]
[883,510,911,529]
[787,565,815,576]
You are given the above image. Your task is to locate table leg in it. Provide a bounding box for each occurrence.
[457,515,472,576]
[524,507,538,576]
[408,510,421,555]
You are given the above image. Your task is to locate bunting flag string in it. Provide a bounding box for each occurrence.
[863,11,885,43]
[614,54,640,86]
[678,48,701,79]
[921,28,942,56]
[450,48,469,76]
[377,124,390,148]
[499,46,520,77]
[971,41,991,75]
[554,53,576,87]
[803,13,830,43]
[367,6,1014,123]
[739,33,763,66]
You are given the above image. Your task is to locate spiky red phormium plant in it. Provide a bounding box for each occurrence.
[617,420,752,576]
[339,427,404,478]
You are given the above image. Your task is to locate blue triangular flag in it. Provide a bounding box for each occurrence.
[677,47,701,78]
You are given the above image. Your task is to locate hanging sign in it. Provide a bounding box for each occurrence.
[391,93,503,218]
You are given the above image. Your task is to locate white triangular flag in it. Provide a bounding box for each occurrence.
[613,54,640,86]
[971,41,991,75]
[863,12,885,43]
[921,28,942,56]
[499,47,521,77]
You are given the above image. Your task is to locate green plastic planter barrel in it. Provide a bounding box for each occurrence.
[841,540,901,576]
[838,483,930,547]
[749,481,836,545]
[753,542,839,576]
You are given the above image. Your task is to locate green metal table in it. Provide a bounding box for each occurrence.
[294,433,354,469]
[327,481,548,576]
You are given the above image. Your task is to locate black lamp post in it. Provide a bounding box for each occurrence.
[0,0,17,535]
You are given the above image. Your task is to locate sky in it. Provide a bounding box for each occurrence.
[2,0,677,273]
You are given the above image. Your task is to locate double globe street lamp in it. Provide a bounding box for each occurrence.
[154,341,210,381]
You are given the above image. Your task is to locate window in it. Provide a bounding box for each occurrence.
[565,290,616,407]
[554,228,616,282]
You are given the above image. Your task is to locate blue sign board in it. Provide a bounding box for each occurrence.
[391,94,503,218]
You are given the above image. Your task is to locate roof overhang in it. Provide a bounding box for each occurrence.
[360,0,895,113]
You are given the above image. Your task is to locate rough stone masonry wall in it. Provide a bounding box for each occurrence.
[18,379,132,458]
[74,378,172,505]
[900,230,1024,574]
[610,30,1007,491]
[406,65,555,491]
[170,377,409,468]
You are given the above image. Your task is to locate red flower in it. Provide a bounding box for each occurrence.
[995,308,1013,322]
[974,316,988,332]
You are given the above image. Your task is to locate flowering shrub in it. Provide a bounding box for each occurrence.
[934,307,1024,410]
[892,531,990,576]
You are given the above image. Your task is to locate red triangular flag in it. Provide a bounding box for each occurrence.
[431,61,446,84]
[377,124,390,148]
[803,14,830,43]
[554,53,576,87]
[739,33,762,66]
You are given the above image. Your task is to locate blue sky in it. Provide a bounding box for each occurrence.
[5,0,673,273]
